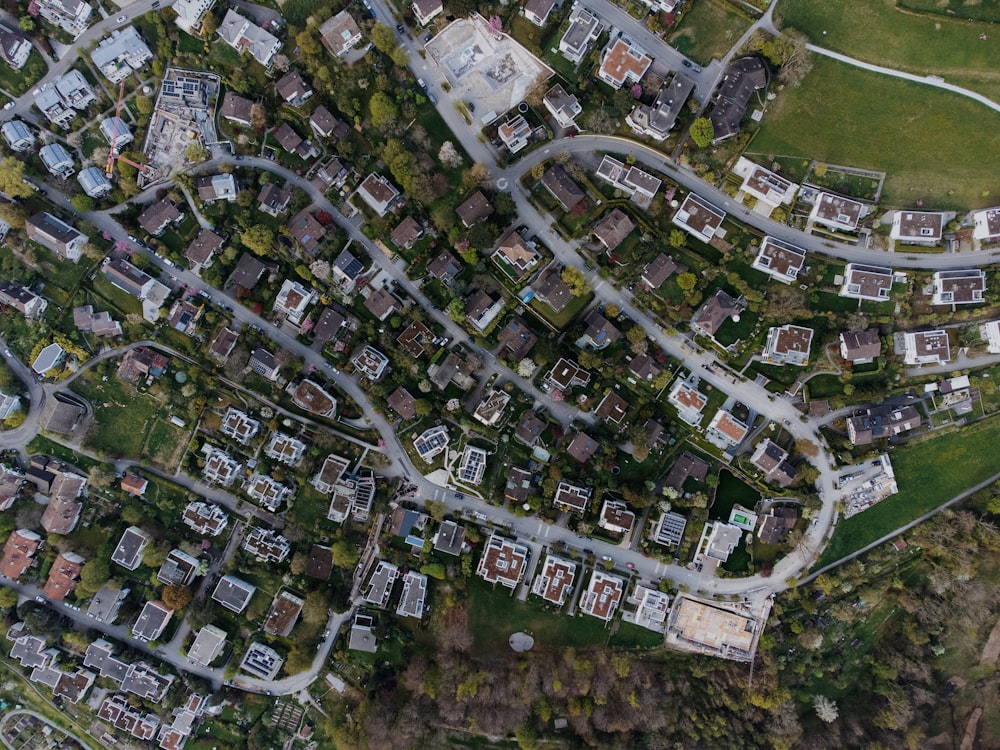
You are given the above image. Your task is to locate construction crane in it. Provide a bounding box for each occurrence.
[104,78,153,181]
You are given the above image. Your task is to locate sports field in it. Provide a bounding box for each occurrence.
[748,56,1000,209]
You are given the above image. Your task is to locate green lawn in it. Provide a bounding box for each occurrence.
[608,621,665,649]
[776,0,1000,100]
[714,309,758,347]
[748,56,1000,209]
[0,49,47,97]
[72,376,162,459]
[669,0,752,65]
[528,290,592,330]
[900,0,1000,22]
[817,416,1000,567]
[710,469,761,522]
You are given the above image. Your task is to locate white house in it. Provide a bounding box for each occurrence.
[90,27,153,83]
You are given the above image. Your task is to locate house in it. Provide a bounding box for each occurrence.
[428,351,477,390]
[456,191,494,227]
[319,10,363,56]
[331,249,365,290]
[433,520,466,556]
[244,473,291,511]
[98,116,132,147]
[477,534,529,588]
[540,164,585,212]
[596,155,661,201]
[579,571,624,621]
[0,26,31,70]
[312,307,346,343]
[840,263,893,301]
[580,310,621,350]
[137,200,183,236]
[457,445,488,485]
[275,71,313,106]
[212,575,256,612]
[220,92,254,126]
[847,404,921,445]
[626,72,694,140]
[229,253,270,291]
[76,166,112,197]
[156,548,199,586]
[0,529,42,580]
[532,555,577,606]
[972,207,1000,245]
[35,0,92,36]
[673,193,725,243]
[392,216,424,249]
[348,614,378,653]
[654,510,688,547]
[273,123,315,159]
[273,278,316,325]
[735,159,798,212]
[257,183,292,218]
[758,507,798,544]
[288,209,327,255]
[39,143,75,178]
[692,289,742,338]
[305,544,334,580]
[628,585,671,632]
[465,289,505,332]
[197,173,238,202]
[706,409,749,449]
[132,600,172,641]
[553,480,590,514]
[839,329,881,364]
[697,521,743,563]
[313,156,350,191]
[559,4,603,64]
[708,57,767,143]
[498,115,532,153]
[167,298,202,334]
[668,379,708,426]
[96,694,158,739]
[357,174,401,216]
[750,439,796,487]
[220,407,260,444]
[353,346,389,379]
[90,27,153,83]
[34,72,96,126]
[809,192,865,232]
[1,120,34,152]
[502,467,533,505]
[891,210,944,245]
[240,643,284,679]
[120,473,148,496]
[202,446,242,486]
[290,379,338,417]
[0,281,47,320]
[310,105,351,138]
[0,464,23,510]
[543,84,582,128]
[248,347,279,380]
[188,625,227,666]
[474,388,511,426]
[545,357,590,391]
[364,287,403,321]
[185,228,224,272]
[392,570,427,620]
[532,265,573,312]
[0,392,19,421]
[388,387,418,421]
[762,324,813,366]
[498,317,537,360]
[524,0,557,25]
[428,249,462,282]
[111,526,151,570]
[264,431,307,466]
[903,330,951,366]
[983,320,1000,354]
[752,237,806,284]
[31,343,66,378]
[515,410,546,446]
[566,432,599,463]
[264,591,304,636]
[363,560,399,607]
[218,10,281,67]
[86,584,127,623]
[209,327,238,362]
[103,259,169,322]
[642,253,686,290]
[413,0,443,26]
[598,498,635,535]
[242,527,291,562]
[593,209,635,251]
[182,500,229,536]
[26,212,88,262]
[930,269,987,306]
[598,36,652,89]
[396,320,433,359]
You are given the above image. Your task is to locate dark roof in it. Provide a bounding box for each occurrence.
[693,289,740,336]
[540,164,585,212]
[427,249,462,280]
[533,266,572,311]
[840,329,881,361]
[220,92,254,123]
[709,57,767,142]
[312,307,346,342]
[306,545,333,580]
[566,432,599,463]
[387,387,417,420]
[593,208,635,250]
[456,191,494,227]
[515,410,545,445]
[664,452,710,491]
[497,317,538,359]
[186,228,224,265]
[643,253,685,288]
[136,201,181,235]
[309,105,350,138]
[229,253,269,290]
[391,216,423,249]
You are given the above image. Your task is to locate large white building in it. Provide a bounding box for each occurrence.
[35,0,93,36]
[217,10,280,67]
[90,27,153,82]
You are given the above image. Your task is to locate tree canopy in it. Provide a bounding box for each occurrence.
[690,118,715,148]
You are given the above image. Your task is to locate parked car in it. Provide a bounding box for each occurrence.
[396,23,405,33]
[428,92,438,105]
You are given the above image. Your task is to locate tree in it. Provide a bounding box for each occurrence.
[331,540,359,568]
[447,298,465,322]
[370,23,397,55]
[690,117,714,148]
[369,92,398,129]
[425,499,447,521]
[812,695,839,723]
[240,225,274,255]
[561,266,590,296]
[142,539,171,568]
[0,587,17,609]
[626,325,646,345]
[0,158,35,199]
[134,95,153,116]
[676,272,698,293]
[161,584,193,610]
[302,590,329,625]
[414,399,432,416]
[186,143,207,163]
[604,303,620,318]
[296,29,321,57]
[71,194,96,212]
[438,141,463,168]
[200,11,218,38]
[87,465,113,488]
[0,202,27,229]
[18,16,35,32]
[669,229,686,248]
[461,162,489,190]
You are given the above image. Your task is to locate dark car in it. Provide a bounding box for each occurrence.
[397,23,405,33]
[682,59,692,68]
[424,33,433,42]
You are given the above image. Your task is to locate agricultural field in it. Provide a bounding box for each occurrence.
[748,56,1000,209]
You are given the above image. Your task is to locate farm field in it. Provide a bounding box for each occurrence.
[748,56,1000,209]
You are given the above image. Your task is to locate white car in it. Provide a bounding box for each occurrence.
[2,102,14,111]
[116,14,126,22]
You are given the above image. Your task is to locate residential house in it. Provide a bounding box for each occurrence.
[474,388,511,426]
[392,216,424,249]
[209,327,239,362]
[532,265,573,312]
[331,249,365,290]
[288,209,327,255]
[242,527,291,562]
[668,379,708,426]
[357,174,401,216]
[275,71,313,106]
[434,521,466,556]
[156,548,199,586]
[202,446,242,486]
[545,357,590,391]
[566,432,599,463]
[240,643,283,679]
[553,480,591,514]
[598,498,635,535]
[312,307,346,343]
[654,510,688,547]
[524,0,557,25]
[0,529,42,580]
[595,155,661,201]
[532,555,577,606]
[90,27,152,83]
[540,164,585,212]
[735,158,798,213]
[257,183,292,218]
[220,406,259,444]
[98,116,132,147]
[137,200,183,236]
[167,298,202,334]
[33,73,95,128]
[273,278,316,325]
[465,289,504,332]
[132,600,173,641]
[543,84,582,128]
[0,392,19,421]
[691,289,742,338]
[891,210,944,246]
[188,625,227,666]
[847,404,921,445]
[364,287,403,321]
[86,584,127,623]
[498,114,532,153]
[319,10,363,56]
[930,269,987,306]
[398,571,428,619]
[809,192,864,232]
[758,507,798,544]
[428,351,477,390]
[597,36,652,89]
[186,228,224,272]
[0,26,31,70]
[840,263,893,302]
[39,143,75,178]
[458,445,488,485]
[102,259,169,322]
[708,56,767,143]
[264,591,304,636]
[35,0,92,36]
[273,122,315,159]
[31,343,66,378]
[504,466,533,505]
[903,329,951,366]
[579,571,624,621]
[642,253,686,290]
[593,208,635,251]
[456,191,494,227]
[972,207,1000,245]
[244,473,290,511]
[626,72,694,140]
[309,105,350,138]
[412,0,443,26]
[229,253,271,291]
[1,120,34,152]
[396,320,433,358]
[697,522,744,564]
[982,320,1000,354]
[348,614,378,653]
[672,193,725,243]
[264,431,307,466]
[120,473,148,497]
[579,310,621,350]
[111,526,151,570]
[839,329,881,364]
[306,545,333,580]
[514,410,546,446]
[352,345,389,379]
[628,585,670,632]
[363,560,399,607]
[76,166,112,198]
[750,439,796,487]
[706,409,749,449]
[217,10,280,67]
[197,173,238,203]
[762,324,813,366]
[476,534,528,588]
[26,212,87,262]
[751,237,805,284]
[498,317,538,359]
[182,500,229,536]
[388,387,417,420]
[428,249,462,282]
[289,379,338,417]
[0,464,23,510]
[212,575,256,613]
[220,92,254,126]
[0,281,47,320]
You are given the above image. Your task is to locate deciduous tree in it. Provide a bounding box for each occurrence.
[689,117,714,148]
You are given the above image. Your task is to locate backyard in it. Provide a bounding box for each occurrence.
[669,0,751,66]
[817,415,1000,567]
[776,0,1000,100]
[747,56,1000,209]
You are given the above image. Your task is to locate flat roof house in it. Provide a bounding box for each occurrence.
[111,526,150,571]
[273,278,316,325]
[477,534,529,588]
[264,431,307,466]
[212,575,256,613]
[545,357,590,391]
[596,155,661,201]
[352,345,389,379]
[543,83,582,129]
[188,625,227,666]
[891,210,944,245]
[598,36,652,89]
[532,555,577,606]
[412,0,443,26]
[752,237,805,284]
[357,174,401,216]
[434,520,466,556]
[579,570,624,621]
[458,446,488,485]
[182,500,229,536]
[599,498,635,535]
[413,425,449,462]
[839,328,882,364]
[930,269,986,306]
[498,114,532,153]
[736,159,797,210]
[240,642,283,679]
[809,192,864,232]
[903,329,950,366]
[553,480,591,514]
[264,590,304,636]
[197,173,238,203]
[654,510,687,547]
[762,324,813,366]
[363,560,399,607]
[220,406,259,444]
[36,0,92,36]
[668,379,708,426]
[707,409,749,449]
[132,600,172,641]
[840,263,893,302]
[972,207,1000,245]
[559,4,603,64]
[673,193,725,243]
[397,571,428,619]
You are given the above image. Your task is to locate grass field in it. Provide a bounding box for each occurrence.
[710,469,760,522]
[900,0,1000,22]
[73,376,165,460]
[748,56,1000,209]
[817,416,1000,567]
[776,0,1000,100]
[670,0,751,65]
